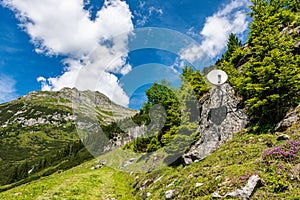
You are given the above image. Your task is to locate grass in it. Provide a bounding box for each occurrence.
[0,88,135,186]
[2,123,299,199]
[131,121,300,199]
[0,159,139,200]
[0,89,299,199]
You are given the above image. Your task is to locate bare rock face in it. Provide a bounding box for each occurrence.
[183,83,248,164]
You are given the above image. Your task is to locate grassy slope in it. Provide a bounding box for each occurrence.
[133,120,300,199]
[0,113,299,199]
[0,159,138,200]
[0,89,136,186]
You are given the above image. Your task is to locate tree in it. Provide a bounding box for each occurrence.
[144,80,181,130]
[238,0,300,128]
[217,0,300,131]
[222,33,242,62]
[181,66,209,100]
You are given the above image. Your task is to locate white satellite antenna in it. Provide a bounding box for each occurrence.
[207,69,228,86]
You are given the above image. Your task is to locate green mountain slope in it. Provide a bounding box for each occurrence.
[0,106,298,199]
[0,88,136,186]
[0,160,137,200]
[0,0,299,199]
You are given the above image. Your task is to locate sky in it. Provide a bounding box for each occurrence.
[0,0,251,109]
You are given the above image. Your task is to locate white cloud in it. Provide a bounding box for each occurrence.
[3,0,134,107]
[134,2,163,26]
[0,74,17,103]
[186,27,198,38]
[180,0,250,63]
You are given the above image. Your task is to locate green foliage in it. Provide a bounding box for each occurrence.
[144,80,181,130]
[267,174,289,193]
[222,33,242,62]
[124,67,208,153]
[181,66,209,100]
[101,121,124,139]
[5,139,92,185]
[219,0,300,131]
[240,0,300,127]
[133,137,151,152]
[146,136,161,152]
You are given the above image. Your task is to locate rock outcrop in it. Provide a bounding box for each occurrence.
[183,83,248,164]
[275,105,299,132]
[213,175,261,199]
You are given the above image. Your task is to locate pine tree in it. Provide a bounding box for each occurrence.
[222,33,242,62]
[237,0,300,128]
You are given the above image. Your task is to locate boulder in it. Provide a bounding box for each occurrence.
[212,175,261,199]
[275,105,299,132]
[183,83,248,164]
[225,175,261,199]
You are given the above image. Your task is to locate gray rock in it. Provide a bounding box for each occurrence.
[295,40,300,48]
[122,158,136,168]
[275,105,299,132]
[183,84,248,164]
[276,134,290,141]
[154,175,164,183]
[212,175,260,199]
[165,189,174,199]
[225,175,261,200]
[146,192,151,197]
[91,161,105,170]
[195,182,204,187]
[212,191,223,198]
[139,179,153,191]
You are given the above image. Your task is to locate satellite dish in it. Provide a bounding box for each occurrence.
[207,69,228,86]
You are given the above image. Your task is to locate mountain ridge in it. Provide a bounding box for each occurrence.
[0,87,136,187]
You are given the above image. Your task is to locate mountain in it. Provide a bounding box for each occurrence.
[0,0,300,199]
[0,102,299,199]
[0,88,136,187]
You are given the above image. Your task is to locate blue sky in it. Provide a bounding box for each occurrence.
[0,0,251,109]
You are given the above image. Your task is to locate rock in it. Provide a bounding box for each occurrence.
[225,175,260,199]
[212,191,223,198]
[146,192,151,197]
[167,181,174,188]
[295,40,300,48]
[290,164,300,181]
[276,134,290,141]
[139,179,153,190]
[14,192,22,196]
[196,182,204,187]
[275,105,299,132]
[91,161,105,170]
[28,167,34,174]
[183,83,249,164]
[122,158,136,168]
[154,175,164,183]
[213,175,261,199]
[165,189,174,199]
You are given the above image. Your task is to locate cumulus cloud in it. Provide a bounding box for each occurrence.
[0,74,17,103]
[3,0,134,106]
[180,0,250,63]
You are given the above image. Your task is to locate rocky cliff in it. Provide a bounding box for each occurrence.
[183,83,249,164]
